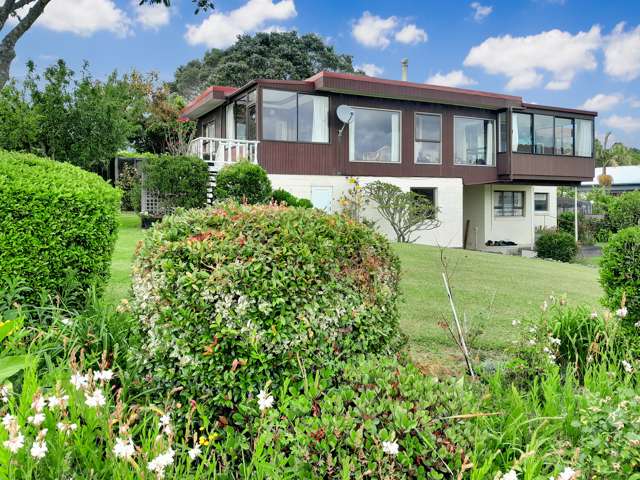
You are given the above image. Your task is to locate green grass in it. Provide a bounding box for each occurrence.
[104,213,141,305]
[104,215,604,365]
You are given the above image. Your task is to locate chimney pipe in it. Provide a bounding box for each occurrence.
[401,58,408,81]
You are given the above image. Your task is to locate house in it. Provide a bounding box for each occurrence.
[181,70,596,249]
[580,166,640,195]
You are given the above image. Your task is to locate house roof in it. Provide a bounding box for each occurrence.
[180,86,238,120]
[583,166,640,186]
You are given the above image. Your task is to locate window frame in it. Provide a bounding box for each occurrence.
[510,112,593,158]
[414,112,442,165]
[348,106,402,164]
[260,88,330,144]
[453,115,496,167]
[498,111,507,153]
[494,190,526,217]
[534,192,550,213]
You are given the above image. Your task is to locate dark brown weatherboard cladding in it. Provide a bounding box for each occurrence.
[196,79,596,185]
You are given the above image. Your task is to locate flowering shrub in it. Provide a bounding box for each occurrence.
[0,152,120,308]
[600,227,640,325]
[130,203,403,420]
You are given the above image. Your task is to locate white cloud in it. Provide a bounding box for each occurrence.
[394,24,427,45]
[470,2,492,22]
[356,63,384,77]
[579,93,623,111]
[133,1,170,31]
[10,0,132,37]
[185,0,297,49]
[426,70,477,88]
[603,115,640,133]
[351,11,398,49]
[604,22,640,81]
[464,26,601,91]
[630,98,640,108]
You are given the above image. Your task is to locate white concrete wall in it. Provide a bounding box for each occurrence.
[532,186,558,232]
[269,174,464,247]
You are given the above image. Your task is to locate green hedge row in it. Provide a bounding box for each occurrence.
[0,151,121,306]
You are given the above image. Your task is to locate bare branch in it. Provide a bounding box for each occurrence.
[1,0,51,49]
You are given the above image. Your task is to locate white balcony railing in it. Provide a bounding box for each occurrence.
[189,137,259,171]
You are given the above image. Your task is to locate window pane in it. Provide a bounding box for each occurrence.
[410,187,436,205]
[512,113,532,153]
[235,97,247,140]
[247,104,257,140]
[262,89,297,141]
[349,108,401,163]
[575,119,593,157]
[415,142,440,164]
[298,94,329,143]
[415,114,440,141]
[454,117,494,166]
[498,112,507,153]
[533,115,554,155]
[495,191,525,217]
[555,117,574,156]
[535,192,549,211]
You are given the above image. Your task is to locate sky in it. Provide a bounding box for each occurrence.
[5,0,640,146]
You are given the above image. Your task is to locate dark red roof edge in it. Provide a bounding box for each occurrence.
[521,102,598,117]
[181,85,238,118]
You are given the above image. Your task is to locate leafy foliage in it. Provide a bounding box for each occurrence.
[270,188,311,208]
[535,230,578,263]
[364,181,440,243]
[141,155,209,212]
[600,227,640,324]
[0,82,40,152]
[607,190,640,232]
[0,151,120,308]
[171,32,360,98]
[214,160,272,204]
[129,203,403,419]
[116,163,142,212]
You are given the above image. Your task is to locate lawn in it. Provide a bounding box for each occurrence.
[105,214,603,366]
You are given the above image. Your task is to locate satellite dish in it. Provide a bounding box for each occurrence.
[336,105,354,124]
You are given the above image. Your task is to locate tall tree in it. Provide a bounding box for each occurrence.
[0,0,212,88]
[171,32,361,99]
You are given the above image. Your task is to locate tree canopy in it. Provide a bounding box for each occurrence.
[171,31,361,99]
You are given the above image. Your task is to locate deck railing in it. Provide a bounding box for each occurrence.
[188,137,259,171]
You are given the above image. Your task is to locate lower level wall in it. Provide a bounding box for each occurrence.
[269,174,464,247]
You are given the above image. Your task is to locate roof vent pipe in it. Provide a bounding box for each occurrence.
[401,58,408,81]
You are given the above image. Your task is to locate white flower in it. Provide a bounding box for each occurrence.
[591,311,598,319]
[60,316,72,326]
[148,448,175,477]
[159,414,170,427]
[549,337,561,346]
[512,320,520,326]
[528,339,537,346]
[85,389,106,408]
[70,373,89,390]
[558,466,577,480]
[47,394,69,410]
[257,390,274,411]
[30,440,48,459]
[28,413,46,426]
[0,384,9,403]
[541,301,548,312]
[114,437,136,459]
[94,370,114,382]
[503,470,518,480]
[3,432,24,453]
[382,440,399,455]
[57,421,77,435]
[622,360,634,374]
[1,413,15,429]
[616,307,628,318]
[31,395,46,413]
[635,321,640,328]
[188,444,202,460]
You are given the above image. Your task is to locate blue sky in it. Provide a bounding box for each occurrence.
[7,0,640,146]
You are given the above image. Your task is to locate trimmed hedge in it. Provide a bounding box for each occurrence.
[130,203,403,418]
[215,161,271,204]
[271,188,312,208]
[535,230,578,263]
[600,227,640,322]
[608,191,640,233]
[0,151,120,306]
[142,155,209,211]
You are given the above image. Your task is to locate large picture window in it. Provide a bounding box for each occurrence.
[454,117,495,166]
[494,191,525,217]
[533,114,554,154]
[349,107,401,163]
[498,112,507,153]
[262,89,328,143]
[414,113,441,164]
[575,119,593,157]
[555,117,574,156]
[512,113,532,153]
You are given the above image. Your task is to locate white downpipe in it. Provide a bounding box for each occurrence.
[574,187,578,242]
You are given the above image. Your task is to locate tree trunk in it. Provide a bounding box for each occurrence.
[0,44,16,89]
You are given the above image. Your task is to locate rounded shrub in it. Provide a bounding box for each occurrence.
[130,203,403,418]
[271,188,312,208]
[142,155,209,211]
[0,151,120,307]
[607,191,640,233]
[558,211,583,235]
[600,227,640,322]
[214,160,271,204]
[535,230,578,262]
